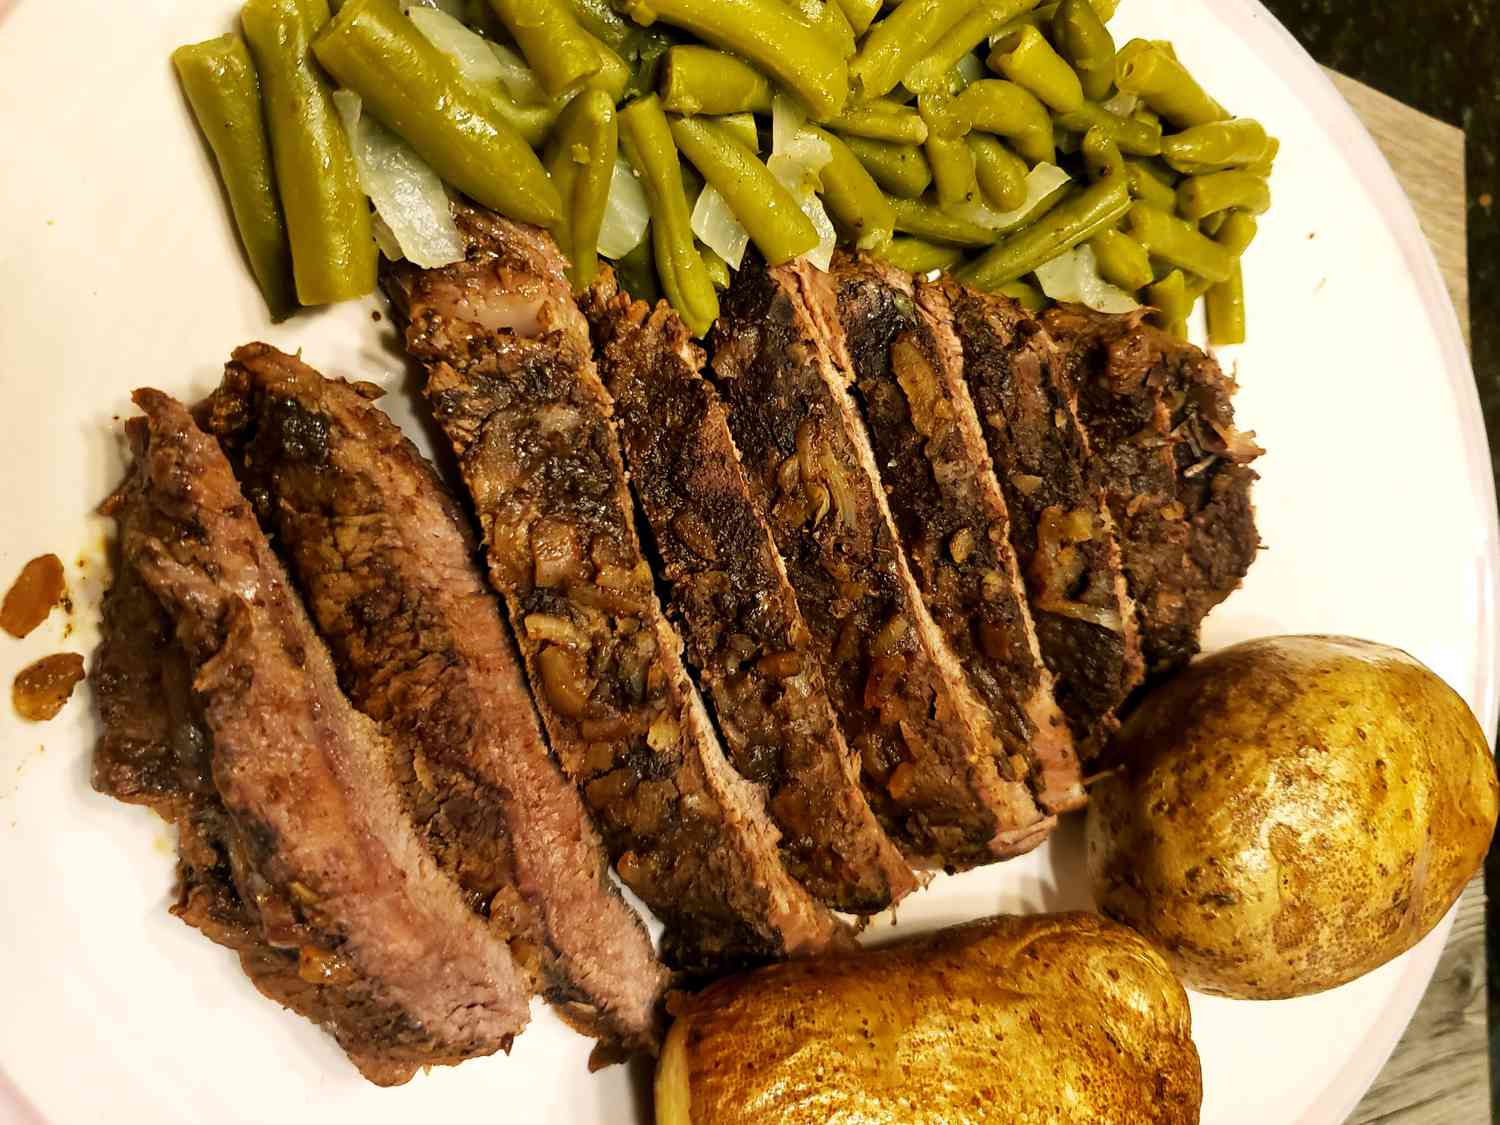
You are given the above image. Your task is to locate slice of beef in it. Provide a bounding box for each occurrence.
[383,207,846,971]
[117,389,529,1084]
[198,343,665,1050]
[91,546,413,1083]
[581,271,916,913]
[1042,306,1262,675]
[828,255,1083,815]
[939,281,1145,756]
[709,256,1055,869]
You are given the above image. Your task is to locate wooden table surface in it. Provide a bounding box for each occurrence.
[1328,72,1490,1124]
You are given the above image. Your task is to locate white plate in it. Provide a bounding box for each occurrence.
[0,1,1494,1122]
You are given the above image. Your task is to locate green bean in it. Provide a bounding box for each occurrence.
[488,0,602,96]
[918,94,977,206]
[659,46,773,115]
[820,99,930,144]
[1214,210,1258,259]
[545,89,617,292]
[841,136,934,198]
[1161,119,1270,173]
[800,0,856,59]
[623,0,848,118]
[1080,125,1124,185]
[808,125,897,248]
[1198,211,1228,238]
[585,32,631,100]
[1132,104,1161,131]
[243,0,376,307]
[173,34,295,318]
[960,175,1128,288]
[998,278,1046,311]
[1246,135,1280,177]
[889,196,997,246]
[1051,0,1113,101]
[1176,170,1270,221]
[1114,40,1226,128]
[987,25,1083,113]
[615,234,662,303]
[849,0,984,102]
[569,0,639,55]
[904,0,1039,94]
[620,97,718,334]
[1125,158,1178,210]
[969,134,1028,210]
[835,0,882,35]
[1125,201,1232,283]
[873,235,965,272]
[314,0,561,227]
[668,115,819,265]
[1146,269,1191,337]
[715,112,761,151]
[700,245,732,289]
[958,79,1053,164]
[489,83,563,148]
[1054,100,1161,156]
[1205,262,1244,344]
[1085,228,1150,291]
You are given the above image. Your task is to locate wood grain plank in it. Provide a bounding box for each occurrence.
[1332,71,1487,1124]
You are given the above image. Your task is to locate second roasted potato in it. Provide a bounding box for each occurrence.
[656,912,1201,1124]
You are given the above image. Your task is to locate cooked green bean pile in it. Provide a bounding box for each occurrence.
[177,0,1273,343]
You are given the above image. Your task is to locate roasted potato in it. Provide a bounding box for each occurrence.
[655,912,1201,1124]
[1088,635,1499,1000]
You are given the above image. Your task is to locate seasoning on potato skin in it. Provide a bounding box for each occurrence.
[1087,635,1500,1000]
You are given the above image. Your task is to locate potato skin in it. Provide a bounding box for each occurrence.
[656,912,1201,1125]
[1088,635,1499,1000]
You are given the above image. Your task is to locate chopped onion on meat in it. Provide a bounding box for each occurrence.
[1035,244,1141,314]
[692,185,751,269]
[333,90,465,268]
[951,162,1071,232]
[599,157,651,258]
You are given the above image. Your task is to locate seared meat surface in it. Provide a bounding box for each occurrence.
[199,343,665,1050]
[384,208,845,970]
[710,257,1055,869]
[831,255,1083,815]
[583,271,916,914]
[1043,307,1261,675]
[940,283,1145,755]
[101,390,529,1085]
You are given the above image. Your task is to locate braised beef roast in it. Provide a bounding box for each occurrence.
[710,257,1056,869]
[99,391,530,1085]
[198,344,666,1050]
[1043,306,1262,677]
[383,208,847,970]
[830,254,1084,815]
[583,270,916,914]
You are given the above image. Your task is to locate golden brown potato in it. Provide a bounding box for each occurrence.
[1088,635,1499,1000]
[655,912,1201,1124]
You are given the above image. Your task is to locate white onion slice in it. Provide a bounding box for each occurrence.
[1101,90,1141,117]
[1034,244,1141,314]
[333,90,465,269]
[598,157,651,258]
[951,162,1072,231]
[486,42,553,106]
[407,7,506,85]
[691,186,751,269]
